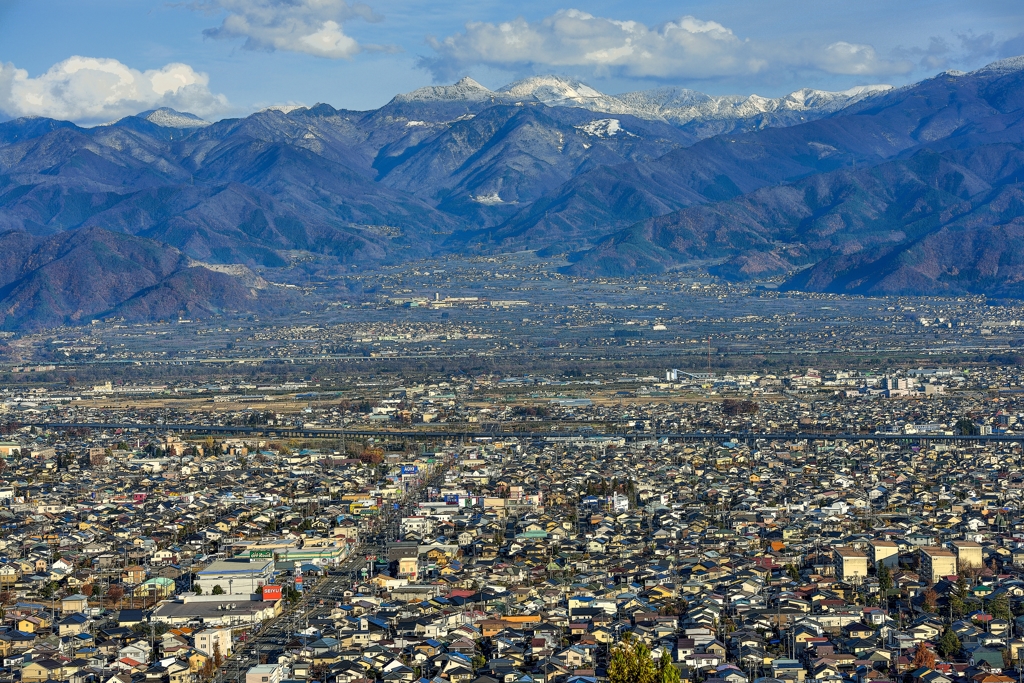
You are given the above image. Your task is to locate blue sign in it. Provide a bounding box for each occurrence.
[401,465,418,475]
[393,503,400,510]
[443,495,459,505]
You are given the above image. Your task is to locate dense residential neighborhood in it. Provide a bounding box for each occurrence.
[1,364,1024,683]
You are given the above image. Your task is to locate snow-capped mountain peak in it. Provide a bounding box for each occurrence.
[139,108,211,128]
[973,55,1024,74]
[260,104,307,114]
[391,74,894,138]
[499,76,604,102]
[394,76,495,103]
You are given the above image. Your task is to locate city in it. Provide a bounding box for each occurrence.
[2,346,1024,683]
[3,1,1024,683]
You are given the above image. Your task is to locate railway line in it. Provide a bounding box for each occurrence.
[25,421,1024,444]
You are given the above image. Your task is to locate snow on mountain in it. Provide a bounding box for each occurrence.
[617,84,893,125]
[497,75,626,112]
[972,55,1024,74]
[472,192,506,205]
[394,75,893,129]
[260,105,307,114]
[576,119,633,138]
[140,107,211,128]
[393,76,496,103]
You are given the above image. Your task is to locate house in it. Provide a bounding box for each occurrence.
[59,612,90,637]
[62,594,90,614]
[22,658,64,683]
[123,565,147,584]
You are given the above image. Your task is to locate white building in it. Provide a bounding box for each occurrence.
[195,557,274,596]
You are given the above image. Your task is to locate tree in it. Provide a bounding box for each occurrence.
[955,418,979,436]
[988,593,1012,621]
[878,562,893,593]
[193,584,202,595]
[107,585,124,604]
[950,576,970,618]
[658,650,681,683]
[912,644,937,670]
[211,585,225,595]
[609,635,658,683]
[923,588,938,613]
[938,627,961,659]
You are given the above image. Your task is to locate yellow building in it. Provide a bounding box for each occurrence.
[920,546,957,583]
[833,547,869,582]
[951,541,983,572]
[870,540,899,569]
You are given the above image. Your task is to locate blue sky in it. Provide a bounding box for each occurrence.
[1,0,1022,124]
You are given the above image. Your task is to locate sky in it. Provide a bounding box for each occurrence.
[0,0,1022,125]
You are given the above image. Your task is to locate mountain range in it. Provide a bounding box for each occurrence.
[2,61,1024,329]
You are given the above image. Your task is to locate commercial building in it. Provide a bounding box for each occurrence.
[195,557,274,596]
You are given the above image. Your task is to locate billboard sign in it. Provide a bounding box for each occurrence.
[249,549,274,561]
[443,494,459,505]
[401,465,418,475]
[262,585,282,601]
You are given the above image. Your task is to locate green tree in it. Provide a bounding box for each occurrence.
[950,576,970,618]
[877,562,893,593]
[211,585,225,595]
[988,593,1011,621]
[609,635,658,683]
[658,651,681,683]
[938,627,961,658]
[193,584,202,595]
[955,418,978,436]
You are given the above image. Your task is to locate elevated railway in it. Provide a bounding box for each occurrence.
[22,421,1024,444]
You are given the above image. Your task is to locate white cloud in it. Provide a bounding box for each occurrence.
[196,0,384,59]
[0,56,229,124]
[816,42,911,76]
[421,9,913,82]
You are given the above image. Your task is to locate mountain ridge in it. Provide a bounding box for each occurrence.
[1,58,1024,329]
